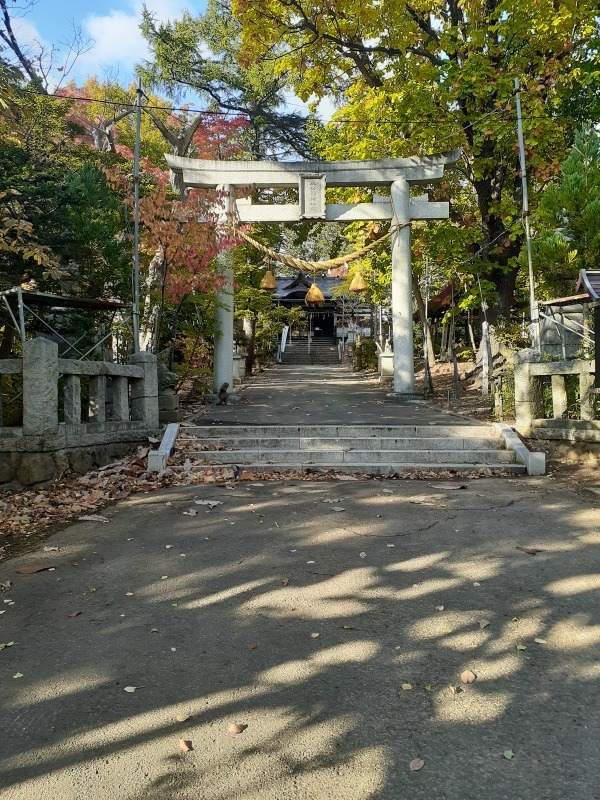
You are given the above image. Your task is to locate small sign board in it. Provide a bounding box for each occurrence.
[299,173,326,219]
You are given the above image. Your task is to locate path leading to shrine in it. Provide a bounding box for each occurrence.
[200,363,475,427]
[1,468,599,799]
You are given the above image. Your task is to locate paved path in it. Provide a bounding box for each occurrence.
[1,475,599,799]
[199,364,476,427]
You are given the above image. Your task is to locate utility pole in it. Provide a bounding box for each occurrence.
[515,78,540,352]
[132,78,143,353]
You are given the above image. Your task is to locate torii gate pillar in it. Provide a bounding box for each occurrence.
[391,178,415,396]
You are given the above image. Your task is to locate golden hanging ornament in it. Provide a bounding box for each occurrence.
[259,269,278,292]
[349,271,367,293]
[305,282,325,306]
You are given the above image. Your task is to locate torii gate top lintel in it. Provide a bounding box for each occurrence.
[165,148,461,190]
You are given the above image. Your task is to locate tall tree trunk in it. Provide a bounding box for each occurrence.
[140,248,164,351]
[412,275,435,366]
[243,316,255,374]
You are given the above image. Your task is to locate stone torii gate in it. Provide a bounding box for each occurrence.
[166,149,460,400]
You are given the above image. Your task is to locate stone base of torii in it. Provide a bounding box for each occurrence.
[166,149,461,399]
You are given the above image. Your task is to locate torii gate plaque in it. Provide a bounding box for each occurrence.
[166,149,461,399]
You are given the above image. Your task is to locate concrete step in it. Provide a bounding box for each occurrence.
[187,448,516,465]
[183,436,505,451]
[181,424,499,438]
[179,462,527,476]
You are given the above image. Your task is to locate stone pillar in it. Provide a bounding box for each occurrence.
[88,375,106,423]
[111,376,130,422]
[63,374,81,424]
[551,375,567,419]
[513,356,539,434]
[129,351,159,427]
[22,338,59,436]
[213,260,234,394]
[579,365,595,421]
[213,184,235,394]
[390,178,415,395]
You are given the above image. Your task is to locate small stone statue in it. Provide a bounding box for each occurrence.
[217,382,229,405]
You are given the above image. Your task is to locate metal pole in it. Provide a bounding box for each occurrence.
[515,78,540,351]
[132,78,143,353]
[16,287,26,345]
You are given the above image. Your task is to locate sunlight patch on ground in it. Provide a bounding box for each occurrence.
[385,552,452,573]
[545,574,600,595]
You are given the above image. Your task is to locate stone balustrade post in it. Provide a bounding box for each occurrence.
[551,375,567,419]
[88,375,106,423]
[111,376,130,422]
[579,366,595,421]
[63,374,81,424]
[22,338,59,436]
[513,356,537,434]
[129,351,159,427]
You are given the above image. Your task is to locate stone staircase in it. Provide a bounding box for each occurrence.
[280,338,340,365]
[177,424,527,475]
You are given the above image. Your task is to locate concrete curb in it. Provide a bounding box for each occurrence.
[148,422,180,472]
[493,422,546,475]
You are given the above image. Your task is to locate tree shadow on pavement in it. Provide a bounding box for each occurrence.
[1,478,599,800]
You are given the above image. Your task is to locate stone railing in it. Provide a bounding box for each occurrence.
[514,355,598,442]
[0,338,159,486]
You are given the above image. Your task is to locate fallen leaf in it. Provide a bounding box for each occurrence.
[125,592,134,596]
[322,498,341,504]
[67,611,81,618]
[248,643,257,650]
[382,489,394,494]
[13,672,23,679]
[534,637,547,644]
[516,546,542,555]
[78,515,109,523]
[332,507,345,512]
[165,545,173,549]
[161,576,168,580]
[503,749,515,760]
[43,546,59,552]
[448,684,461,695]
[479,619,490,629]
[148,436,160,444]
[310,632,320,639]
[176,714,189,723]
[150,627,159,633]
[179,739,193,752]
[227,723,248,735]
[460,669,477,684]
[182,509,198,517]
[15,565,53,574]
[386,543,394,547]
[281,578,290,586]
[359,552,367,559]
[516,645,527,651]
[435,605,445,611]
[472,582,481,587]
[423,683,432,691]
[409,758,425,771]
[401,683,412,690]
[429,483,466,490]
[0,581,12,591]
[123,686,137,693]
[195,499,223,508]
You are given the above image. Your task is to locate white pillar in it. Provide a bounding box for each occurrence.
[213,185,235,393]
[391,178,415,394]
[213,260,234,392]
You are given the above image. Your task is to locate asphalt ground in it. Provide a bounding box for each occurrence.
[199,364,477,427]
[1,475,599,800]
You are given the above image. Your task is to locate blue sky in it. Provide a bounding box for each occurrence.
[20,0,206,87]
